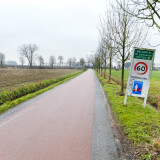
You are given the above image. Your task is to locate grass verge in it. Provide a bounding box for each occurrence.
[104,69,160,110]
[96,72,160,160]
[0,70,85,114]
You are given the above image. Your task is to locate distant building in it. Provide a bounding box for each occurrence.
[6,61,18,66]
[124,62,131,69]
[115,61,121,69]
[153,63,160,70]
[76,62,80,67]
[114,61,131,69]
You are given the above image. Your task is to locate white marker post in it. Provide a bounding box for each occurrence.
[124,48,155,108]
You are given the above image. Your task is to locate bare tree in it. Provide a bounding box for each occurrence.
[72,57,76,67]
[97,43,106,76]
[103,19,116,81]
[116,0,160,31]
[58,56,64,66]
[19,44,38,68]
[19,56,25,66]
[86,55,90,68]
[94,53,101,73]
[108,43,114,81]
[108,0,148,94]
[80,58,85,67]
[49,55,56,68]
[38,55,44,67]
[67,58,72,68]
[103,15,115,81]
[88,54,95,68]
[0,53,5,67]
[98,16,116,79]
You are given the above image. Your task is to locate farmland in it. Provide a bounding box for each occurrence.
[106,69,160,109]
[0,68,80,92]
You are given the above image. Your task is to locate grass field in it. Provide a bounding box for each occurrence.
[96,72,160,159]
[105,69,160,109]
[0,68,79,92]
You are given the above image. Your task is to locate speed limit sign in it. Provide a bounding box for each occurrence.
[124,48,155,108]
[134,62,148,75]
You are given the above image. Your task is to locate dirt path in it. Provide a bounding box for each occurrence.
[0,70,125,160]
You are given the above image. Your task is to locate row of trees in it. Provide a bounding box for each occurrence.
[89,0,159,95]
[0,44,86,68]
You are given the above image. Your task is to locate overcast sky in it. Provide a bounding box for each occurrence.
[0,0,159,64]
[0,0,107,64]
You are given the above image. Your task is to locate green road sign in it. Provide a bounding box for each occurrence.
[134,49,154,60]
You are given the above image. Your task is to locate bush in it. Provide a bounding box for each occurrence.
[0,71,83,105]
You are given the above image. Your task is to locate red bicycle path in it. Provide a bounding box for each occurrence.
[0,70,95,160]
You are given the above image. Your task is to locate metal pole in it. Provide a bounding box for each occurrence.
[143,49,156,108]
[124,94,127,106]
[124,48,135,106]
[143,97,147,108]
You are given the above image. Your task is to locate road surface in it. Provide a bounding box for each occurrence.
[0,70,124,160]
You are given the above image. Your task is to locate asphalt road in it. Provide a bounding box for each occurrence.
[0,70,125,160]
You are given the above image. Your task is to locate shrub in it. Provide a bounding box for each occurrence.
[0,71,83,105]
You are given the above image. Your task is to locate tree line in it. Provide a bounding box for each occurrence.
[0,44,86,68]
[88,0,160,95]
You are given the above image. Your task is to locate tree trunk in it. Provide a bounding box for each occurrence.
[121,56,125,94]
[101,65,103,76]
[109,56,112,81]
[30,62,33,68]
[121,21,126,94]
[99,63,100,74]
[104,60,106,78]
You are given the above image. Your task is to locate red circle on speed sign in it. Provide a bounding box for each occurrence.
[134,62,148,75]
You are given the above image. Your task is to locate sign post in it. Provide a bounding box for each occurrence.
[124,48,155,108]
